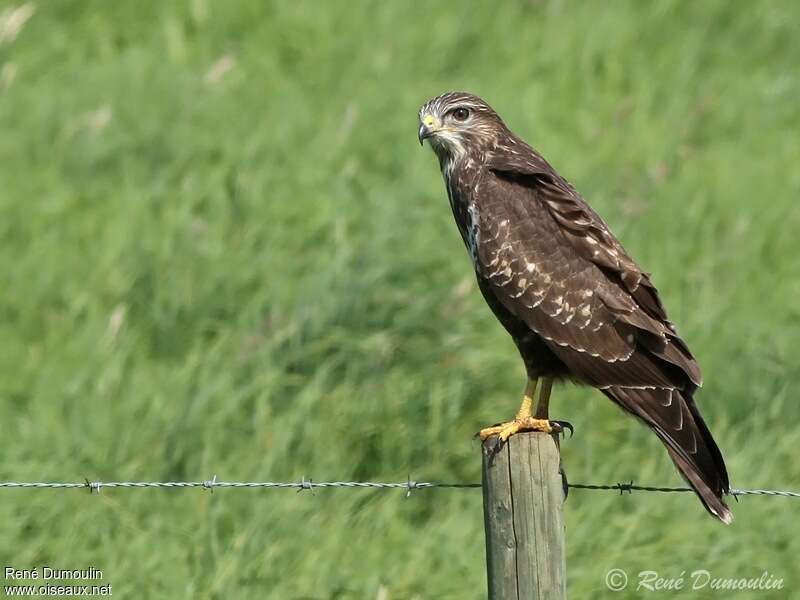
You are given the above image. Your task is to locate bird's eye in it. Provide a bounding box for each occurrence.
[451,107,470,121]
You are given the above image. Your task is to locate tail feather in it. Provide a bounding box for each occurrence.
[603,386,732,524]
[663,442,732,524]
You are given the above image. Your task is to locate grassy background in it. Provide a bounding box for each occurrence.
[1,1,799,597]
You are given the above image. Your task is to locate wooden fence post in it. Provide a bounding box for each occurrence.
[481,431,566,599]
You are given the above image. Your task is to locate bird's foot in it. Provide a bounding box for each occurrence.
[477,417,573,442]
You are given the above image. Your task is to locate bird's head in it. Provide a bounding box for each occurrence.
[418,92,505,161]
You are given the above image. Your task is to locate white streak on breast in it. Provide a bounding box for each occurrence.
[465,203,480,266]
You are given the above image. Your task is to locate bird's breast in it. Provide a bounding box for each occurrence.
[443,167,485,268]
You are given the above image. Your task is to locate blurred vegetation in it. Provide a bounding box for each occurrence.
[1,0,799,598]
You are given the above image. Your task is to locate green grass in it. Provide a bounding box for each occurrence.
[1,0,799,597]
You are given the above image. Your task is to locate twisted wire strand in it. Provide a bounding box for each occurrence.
[0,479,797,497]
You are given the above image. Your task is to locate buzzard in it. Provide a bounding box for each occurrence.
[418,92,731,523]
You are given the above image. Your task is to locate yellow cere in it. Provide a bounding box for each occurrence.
[422,114,438,129]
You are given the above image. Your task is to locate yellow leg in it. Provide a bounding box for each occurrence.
[478,377,556,441]
[515,378,537,419]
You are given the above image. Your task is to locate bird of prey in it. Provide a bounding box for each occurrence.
[418,92,731,523]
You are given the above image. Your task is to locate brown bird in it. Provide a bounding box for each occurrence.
[418,92,731,523]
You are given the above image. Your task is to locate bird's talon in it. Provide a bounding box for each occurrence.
[478,417,565,441]
[552,420,574,438]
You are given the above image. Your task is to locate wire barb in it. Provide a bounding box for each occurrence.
[617,481,634,495]
[202,475,217,493]
[406,475,417,498]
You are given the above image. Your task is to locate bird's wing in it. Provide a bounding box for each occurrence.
[483,148,702,387]
[473,151,729,521]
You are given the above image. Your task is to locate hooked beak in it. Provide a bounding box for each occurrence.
[418,123,432,145]
[418,113,438,146]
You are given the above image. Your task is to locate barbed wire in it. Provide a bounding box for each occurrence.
[0,477,797,498]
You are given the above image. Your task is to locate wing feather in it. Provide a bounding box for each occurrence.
[482,149,702,387]
[471,143,727,520]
